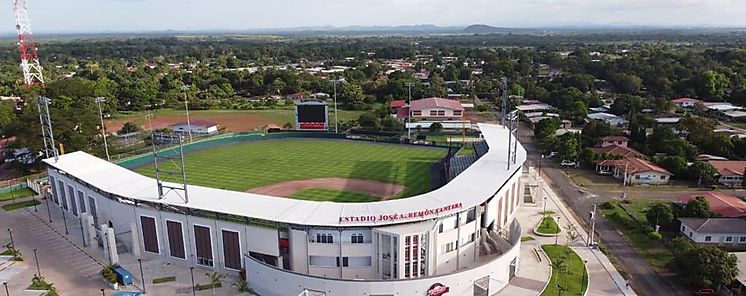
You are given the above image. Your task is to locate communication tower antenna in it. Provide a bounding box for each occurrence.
[13,0,45,87]
[12,1,59,161]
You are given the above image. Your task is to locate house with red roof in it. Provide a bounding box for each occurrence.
[677,192,746,218]
[596,157,672,185]
[708,160,746,187]
[591,145,644,159]
[392,97,465,121]
[671,97,701,109]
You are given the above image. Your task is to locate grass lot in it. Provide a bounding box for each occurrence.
[537,216,561,235]
[136,139,446,200]
[291,188,379,202]
[152,276,177,284]
[0,188,35,201]
[521,236,535,242]
[2,199,40,211]
[599,200,674,269]
[541,245,588,296]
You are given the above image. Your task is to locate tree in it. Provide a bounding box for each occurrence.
[357,112,381,130]
[689,162,718,186]
[429,122,443,133]
[645,203,674,227]
[612,73,642,94]
[695,71,730,101]
[557,133,581,161]
[533,117,561,139]
[671,245,738,288]
[682,196,714,218]
[206,272,225,296]
[117,122,142,135]
[339,83,367,110]
[0,101,15,134]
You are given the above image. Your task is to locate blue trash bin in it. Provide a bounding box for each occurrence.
[113,266,134,286]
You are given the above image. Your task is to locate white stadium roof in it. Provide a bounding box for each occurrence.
[45,123,525,227]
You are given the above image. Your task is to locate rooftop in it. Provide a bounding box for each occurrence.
[708,160,746,176]
[679,217,746,234]
[677,192,746,218]
[591,145,643,159]
[597,157,670,175]
[409,97,464,111]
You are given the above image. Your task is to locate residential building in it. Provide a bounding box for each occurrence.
[394,97,465,121]
[708,160,746,187]
[678,218,746,245]
[586,112,628,128]
[515,103,552,113]
[591,145,644,159]
[677,192,746,218]
[671,97,701,109]
[598,136,629,148]
[595,157,671,185]
[170,120,220,135]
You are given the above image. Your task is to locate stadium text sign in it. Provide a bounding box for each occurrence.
[338,203,463,224]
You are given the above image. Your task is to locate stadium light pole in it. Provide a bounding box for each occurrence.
[331,79,341,133]
[181,85,193,142]
[33,249,41,277]
[405,82,414,140]
[94,97,110,161]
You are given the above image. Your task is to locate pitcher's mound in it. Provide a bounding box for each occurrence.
[247,178,405,200]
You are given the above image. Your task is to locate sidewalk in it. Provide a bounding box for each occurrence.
[1,196,246,295]
[497,178,636,296]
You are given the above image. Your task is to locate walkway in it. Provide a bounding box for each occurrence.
[497,176,636,296]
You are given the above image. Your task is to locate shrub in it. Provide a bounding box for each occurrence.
[100,265,117,284]
[647,231,662,241]
[601,201,616,210]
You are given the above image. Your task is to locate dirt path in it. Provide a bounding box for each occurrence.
[247,178,405,200]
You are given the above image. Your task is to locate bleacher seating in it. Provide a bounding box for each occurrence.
[447,154,479,181]
[473,141,489,157]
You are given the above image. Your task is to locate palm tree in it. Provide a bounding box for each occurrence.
[206,272,225,296]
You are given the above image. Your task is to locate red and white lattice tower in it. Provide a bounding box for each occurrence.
[12,0,45,87]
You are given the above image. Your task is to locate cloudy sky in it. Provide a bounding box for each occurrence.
[2,0,746,33]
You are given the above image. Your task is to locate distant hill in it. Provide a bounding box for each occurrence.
[463,24,538,34]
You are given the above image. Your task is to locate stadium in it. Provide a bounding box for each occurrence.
[42,123,526,296]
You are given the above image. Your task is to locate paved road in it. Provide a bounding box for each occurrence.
[517,123,688,296]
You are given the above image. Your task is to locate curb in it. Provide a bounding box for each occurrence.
[533,217,563,237]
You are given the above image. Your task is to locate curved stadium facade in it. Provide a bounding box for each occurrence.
[43,123,527,296]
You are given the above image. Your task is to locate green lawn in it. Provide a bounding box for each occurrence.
[0,188,36,202]
[152,276,177,284]
[600,201,674,269]
[136,139,446,200]
[541,245,588,296]
[291,189,380,202]
[2,199,41,211]
[537,216,561,235]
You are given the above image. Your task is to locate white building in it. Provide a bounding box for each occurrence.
[170,120,219,135]
[43,123,526,296]
[678,218,746,245]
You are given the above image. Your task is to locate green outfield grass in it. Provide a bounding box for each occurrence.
[291,188,379,202]
[136,139,446,200]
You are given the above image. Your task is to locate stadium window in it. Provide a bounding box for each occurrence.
[351,234,364,244]
[429,110,437,116]
[437,110,445,116]
[413,111,422,116]
[438,223,443,233]
[726,236,733,242]
[741,237,746,243]
[705,236,711,242]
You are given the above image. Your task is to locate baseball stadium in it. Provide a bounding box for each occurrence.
[42,123,527,296]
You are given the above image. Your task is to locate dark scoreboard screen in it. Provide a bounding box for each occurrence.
[297,105,326,122]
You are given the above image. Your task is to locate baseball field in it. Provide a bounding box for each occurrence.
[135,139,447,202]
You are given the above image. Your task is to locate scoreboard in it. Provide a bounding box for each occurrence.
[295,100,329,130]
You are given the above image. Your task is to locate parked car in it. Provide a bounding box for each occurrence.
[598,169,612,175]
[560,160,577,167]
[547,151,559,158]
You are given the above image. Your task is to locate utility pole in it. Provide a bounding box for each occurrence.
[405,82,414,140]
[331,79,341,133]
[94,97,110,161]
[180,85,193,142]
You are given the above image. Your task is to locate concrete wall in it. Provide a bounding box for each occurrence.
[629,172,670,185]
[246,221,521,296]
